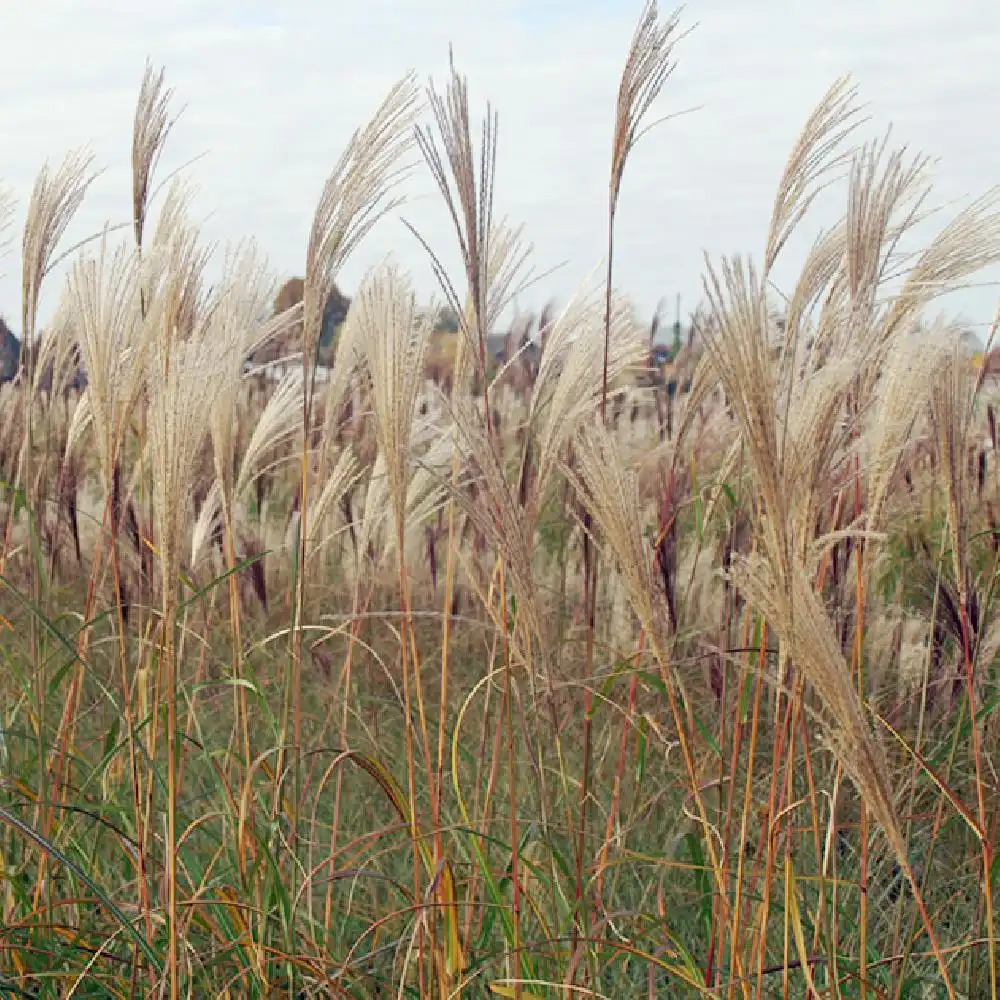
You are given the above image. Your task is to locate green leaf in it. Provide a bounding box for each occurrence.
[0,804,163,973]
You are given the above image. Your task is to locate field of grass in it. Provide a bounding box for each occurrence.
[0,3,998,997]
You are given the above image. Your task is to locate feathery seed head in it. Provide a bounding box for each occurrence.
[929,341,975,593]
[32,286,83,399]
[355,262,433,527]
[764,76,864,276]
[885,187,1000,341]
[304,75,422,369]
[530,284,647,506]
[22,149,98,351]
[233,371,304,502]
[567,421,665,645]
[145,179,212,347]
[66,237,149,490]
[146,325,219,592]
[132,60,177,250]
[205,240,279,495]
[307,446,363,562]
[864,326,950,536]
[612,2,684,213]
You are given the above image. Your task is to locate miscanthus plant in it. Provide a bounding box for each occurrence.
[0,3,997,998]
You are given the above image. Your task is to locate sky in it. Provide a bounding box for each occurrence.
[1,0,999,339]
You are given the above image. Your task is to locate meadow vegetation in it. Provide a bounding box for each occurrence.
[0,2,999,996]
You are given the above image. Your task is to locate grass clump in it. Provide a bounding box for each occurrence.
[0,3,997,997]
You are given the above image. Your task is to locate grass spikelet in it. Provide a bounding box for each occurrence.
[844,137,931,315]
[64,386,92,458]
[306,446,362,559]
[734,550,903,848]
[190,368,303,570]
[886,186,1000,338]
[802,137,933,384]
[864,326,949,536]
[565,421,662,643]
[147,331,217,592]
[928,343,974,607]
[319,298,363,460]
[357,448,391,563]
[604,1,685,413]
[21,149,98,356]
[416,54,495,353]
[189,477,223,569]
[700,256,787,572]
[781,351,859,551]
[415,54,536,426]
[483,219,536,333]
[303,75,422,374]
[32,290,82,399]
[530,285,646,503]
[145,179,212,343]
[385,425,456,567]
[451,396,544,649]
[132,60,177,249]
[355,263,432,522]
[782,221,849,348]
[233,371,304,501]
[66,238,148,492]
[610,1,684,219]
[205,240,278,495]
[763,76,864,275]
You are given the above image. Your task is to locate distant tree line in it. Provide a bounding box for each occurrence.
[0,316,19,381]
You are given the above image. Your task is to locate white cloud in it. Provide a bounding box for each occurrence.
[0,0,998,335]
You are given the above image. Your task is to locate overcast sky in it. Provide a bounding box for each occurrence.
[1,0,998,338]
